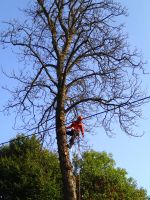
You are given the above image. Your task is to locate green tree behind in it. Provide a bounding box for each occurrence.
[79,151,149,200]
[0,136,149,200]
[0,135,62,200]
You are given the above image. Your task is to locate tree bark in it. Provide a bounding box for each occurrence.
[56,89,77,200]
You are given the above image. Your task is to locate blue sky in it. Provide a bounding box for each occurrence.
[0,0,150,195]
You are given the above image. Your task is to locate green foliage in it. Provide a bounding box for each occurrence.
[79,150,149,200]
[0,135,63,200]
[0,136,149,200]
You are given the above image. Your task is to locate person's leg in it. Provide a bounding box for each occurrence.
[69,134,76,148]
[66,130,74,148]
[66,130,73,136]
[69,131,79,148]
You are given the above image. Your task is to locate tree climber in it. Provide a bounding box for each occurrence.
[66,116,84,149]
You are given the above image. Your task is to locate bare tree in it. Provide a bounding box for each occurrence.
[0,0,147,199]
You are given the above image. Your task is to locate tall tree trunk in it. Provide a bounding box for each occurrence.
[56,90,77,200]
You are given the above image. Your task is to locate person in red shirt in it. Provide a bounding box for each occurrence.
[66,116,84,149]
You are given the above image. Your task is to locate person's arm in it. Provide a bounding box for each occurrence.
[66,125,72,129]
[66,122,73,129]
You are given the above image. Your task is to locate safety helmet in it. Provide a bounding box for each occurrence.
[77,116,83,121]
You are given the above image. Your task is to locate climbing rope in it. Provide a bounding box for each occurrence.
[77,137,81,200]
[72,136,82,200]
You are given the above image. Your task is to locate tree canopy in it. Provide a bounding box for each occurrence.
[79,151,149,200]
[1,0,146,136]
[0,135,62,200]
